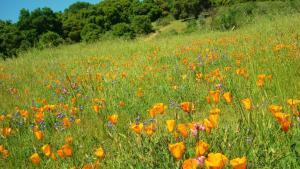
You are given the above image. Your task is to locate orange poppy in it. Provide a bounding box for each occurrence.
[177,124,188,138]
[131,123,143,134]
[168,142,185,160]
[195,140,209,156]
[205,153,228,169]
[41,144,51,157]
[95,147,105,158]
[166,120,176,133]
[108,114,118,125]
[230,157,247,169]
[180,102,195,113]
[241,98,251,110]
[182,159,198,169]
[29,153,40,165]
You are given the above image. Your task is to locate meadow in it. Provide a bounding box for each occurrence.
[0,13,300,169]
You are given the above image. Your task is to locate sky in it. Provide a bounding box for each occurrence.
[0,0,100,23]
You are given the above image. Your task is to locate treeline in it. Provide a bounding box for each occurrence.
[0,0,291,59]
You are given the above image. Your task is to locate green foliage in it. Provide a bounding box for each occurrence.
[0,21,23,59]
[172,0,211,19]
[131,15,153,34]
[80,23,103,42]
[38,31,64,48]
[211,8,238,30]
[112,23,135,39]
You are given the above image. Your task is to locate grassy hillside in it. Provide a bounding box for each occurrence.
[0,12,300,169]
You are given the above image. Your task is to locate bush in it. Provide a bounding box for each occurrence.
[131,15,153,34]
[112,23,135,39]
[211,8,238,31]
[38,31,64,48]
[80,23,103,42]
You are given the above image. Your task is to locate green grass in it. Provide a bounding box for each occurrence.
[0,13,300,169]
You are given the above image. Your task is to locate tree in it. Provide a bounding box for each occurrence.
[131,15,153,34]
[112,23,135,39]
[0,21,23,59]
[80,23,103,42]
[38,31,64,48]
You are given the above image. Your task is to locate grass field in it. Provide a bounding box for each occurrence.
[0,12,300,169]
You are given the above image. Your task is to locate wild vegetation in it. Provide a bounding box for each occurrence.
[1,0,300,169]
[1,0,299,59]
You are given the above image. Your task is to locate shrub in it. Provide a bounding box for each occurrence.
[211,8,238,31]
[80,23,103,42]
[131,15,153,34]
[38,31,64,48]
[112,23,135,39]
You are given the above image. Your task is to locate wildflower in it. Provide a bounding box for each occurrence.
[63,117,71,128]
[29,153,40,165]
[42,144,51,157]
[108,114,118,125]
[223,92,232,104]
[210,90,220,104]
[65,136,73,144]
[93,105,101,113]
[75,118,81,125]
[1,127,12,137]
[182,159,198,169]
[268,104,282,114]
[180,102,195,113]
[35,111,44,124]
[230,157,247,169]
[61,144,72,157]
[203,119,213,133]
[34,130,44,141]
[196,72,203,80]
[131,123,143,134]
[168,142,185,160]
[210,108,220,115]
[208,114,219,128]
[57,149,65,158]
[205,153,228,169]
[287,99,300,107]
[144,123,156,136]
[241,98,251,110]
[196,156,206,167]
[195,141,209,157]
[95,147,105,158]
[166,120,176,133]
[256,79,264,87]
[149,103,167,118]
[177,123,188,138]
[274,112,290,132]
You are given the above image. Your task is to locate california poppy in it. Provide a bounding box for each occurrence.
[29,153,40,165]
[205,153,228,169]
[108,114,118,125]
[177,124,188,138]
[168,142,185,160]
[166,120,176,133]
[41,144,51,157]
[195,141,209,157]
[95,147,105,158]
[241,98,251,110]
[223,92,232,104]
[180,102,195,113]
[182,159,198,169]
[230,157,247,169]
[131,123,143,134]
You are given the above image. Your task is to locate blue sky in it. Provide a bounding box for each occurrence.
[0,0,100,23]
